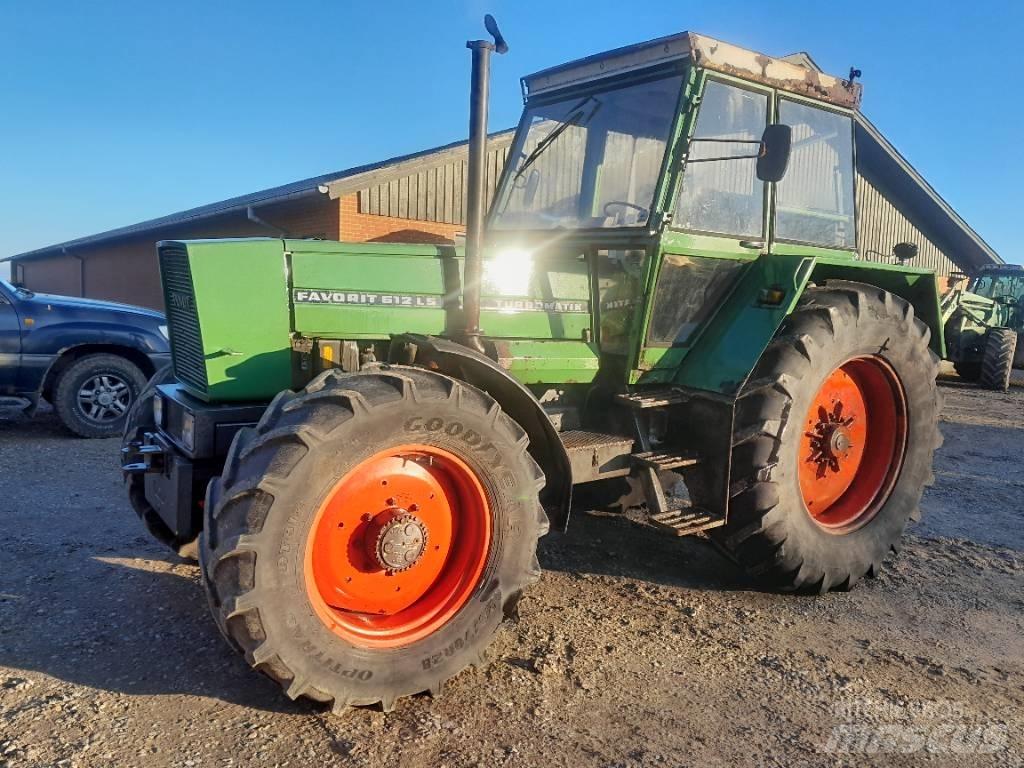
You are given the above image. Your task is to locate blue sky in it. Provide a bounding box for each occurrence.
[1,0,1020,279]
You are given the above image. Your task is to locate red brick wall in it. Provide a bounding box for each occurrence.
[339,193,462,244]
[264,195,341,240]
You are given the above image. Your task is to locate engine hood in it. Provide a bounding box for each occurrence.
[24,292,165,321]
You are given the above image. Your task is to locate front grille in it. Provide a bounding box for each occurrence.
[159,244,208,393]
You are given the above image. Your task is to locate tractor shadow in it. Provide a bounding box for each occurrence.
[0,517,743,715]
[538,507,746,593]
[0,540,313,714]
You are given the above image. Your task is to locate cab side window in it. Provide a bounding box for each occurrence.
[674,81,768,239]
[774,99,856,249]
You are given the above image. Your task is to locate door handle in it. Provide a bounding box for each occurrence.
[739,240,765,250]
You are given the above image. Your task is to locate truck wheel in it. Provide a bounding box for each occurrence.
[54,353,147,438]
[121,364,198,559]
[978,328,1017,391]
[711,283,941,592]
[200,367,547,712]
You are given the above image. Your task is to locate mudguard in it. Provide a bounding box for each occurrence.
[390,334,572,530]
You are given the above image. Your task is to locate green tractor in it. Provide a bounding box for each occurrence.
[942,264,1024,390]
[122,20,943,711]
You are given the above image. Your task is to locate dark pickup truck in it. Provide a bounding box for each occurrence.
[0,278,170,437]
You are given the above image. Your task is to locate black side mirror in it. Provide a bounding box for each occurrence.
[756,124,792,183]
[892,242,919,262]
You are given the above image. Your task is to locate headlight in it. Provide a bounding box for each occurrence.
[158,324,169,340]
[181,411,196,452]
[153,394,164,428]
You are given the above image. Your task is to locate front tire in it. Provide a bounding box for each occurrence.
[54,353,147,438]
[121,365,198,559]
[979,328,1016,391]
[200,367,547,711]
[711,283,941,592]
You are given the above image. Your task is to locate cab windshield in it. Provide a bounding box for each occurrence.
[491,72,684,230]
[972,272,1024,303]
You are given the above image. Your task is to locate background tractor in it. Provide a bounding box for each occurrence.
[122,20,943,712]
[942,264,1024,390]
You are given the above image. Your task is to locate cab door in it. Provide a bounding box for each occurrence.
[767,95,858,259]
[0,285,22,392]
[636,75,773,382]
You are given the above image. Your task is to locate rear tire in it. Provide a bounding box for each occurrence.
[121,365,198,559]
[54,353,147,438]
[200,366,547,712]
[710,283,941,592]
[979,328,1016,391]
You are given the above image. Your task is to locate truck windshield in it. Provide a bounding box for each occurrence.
[491,73,684,230]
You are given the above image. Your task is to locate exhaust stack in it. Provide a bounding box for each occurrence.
[460,14,508,353]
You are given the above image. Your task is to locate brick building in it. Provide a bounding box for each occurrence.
[4,133,515,310]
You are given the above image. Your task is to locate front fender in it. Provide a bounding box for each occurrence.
[21,320,168,358]
[390,334,572,530]
[672,255,944,396]
[810,259,944,357]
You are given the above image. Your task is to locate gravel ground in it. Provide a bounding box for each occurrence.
[1,380,1022,767]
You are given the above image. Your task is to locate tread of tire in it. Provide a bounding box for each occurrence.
[714,283,941,593]
[56,353,146,438]
[201,366,547,711]
[979,328,1016,391]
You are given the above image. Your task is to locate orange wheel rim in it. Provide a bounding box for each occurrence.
[304,444,491,648]
[798,356,908,532]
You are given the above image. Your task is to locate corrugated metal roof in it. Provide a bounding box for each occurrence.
[5,133,509,263]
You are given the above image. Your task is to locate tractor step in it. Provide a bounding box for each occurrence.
[649,506,725,537]
[632,449,701,471]
[561,429,635,485]
[615,387,689,409]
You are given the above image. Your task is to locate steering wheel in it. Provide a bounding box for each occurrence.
[603,201,648,220]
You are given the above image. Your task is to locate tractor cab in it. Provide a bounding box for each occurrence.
[483,33,865,388]
[971,265,1024,308]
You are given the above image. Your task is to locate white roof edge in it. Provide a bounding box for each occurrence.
[523,32,861,109]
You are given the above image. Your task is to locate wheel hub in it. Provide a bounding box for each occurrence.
[798,357,908,532]
[806,403,856,477]
[305,446,491,648]
[78,373,131,423]
[372,511,428,571]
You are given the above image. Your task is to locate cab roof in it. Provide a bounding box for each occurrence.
[522,31,862,109]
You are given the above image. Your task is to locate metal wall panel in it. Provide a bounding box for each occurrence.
[856,173,956,275]
[359,142,512,225]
